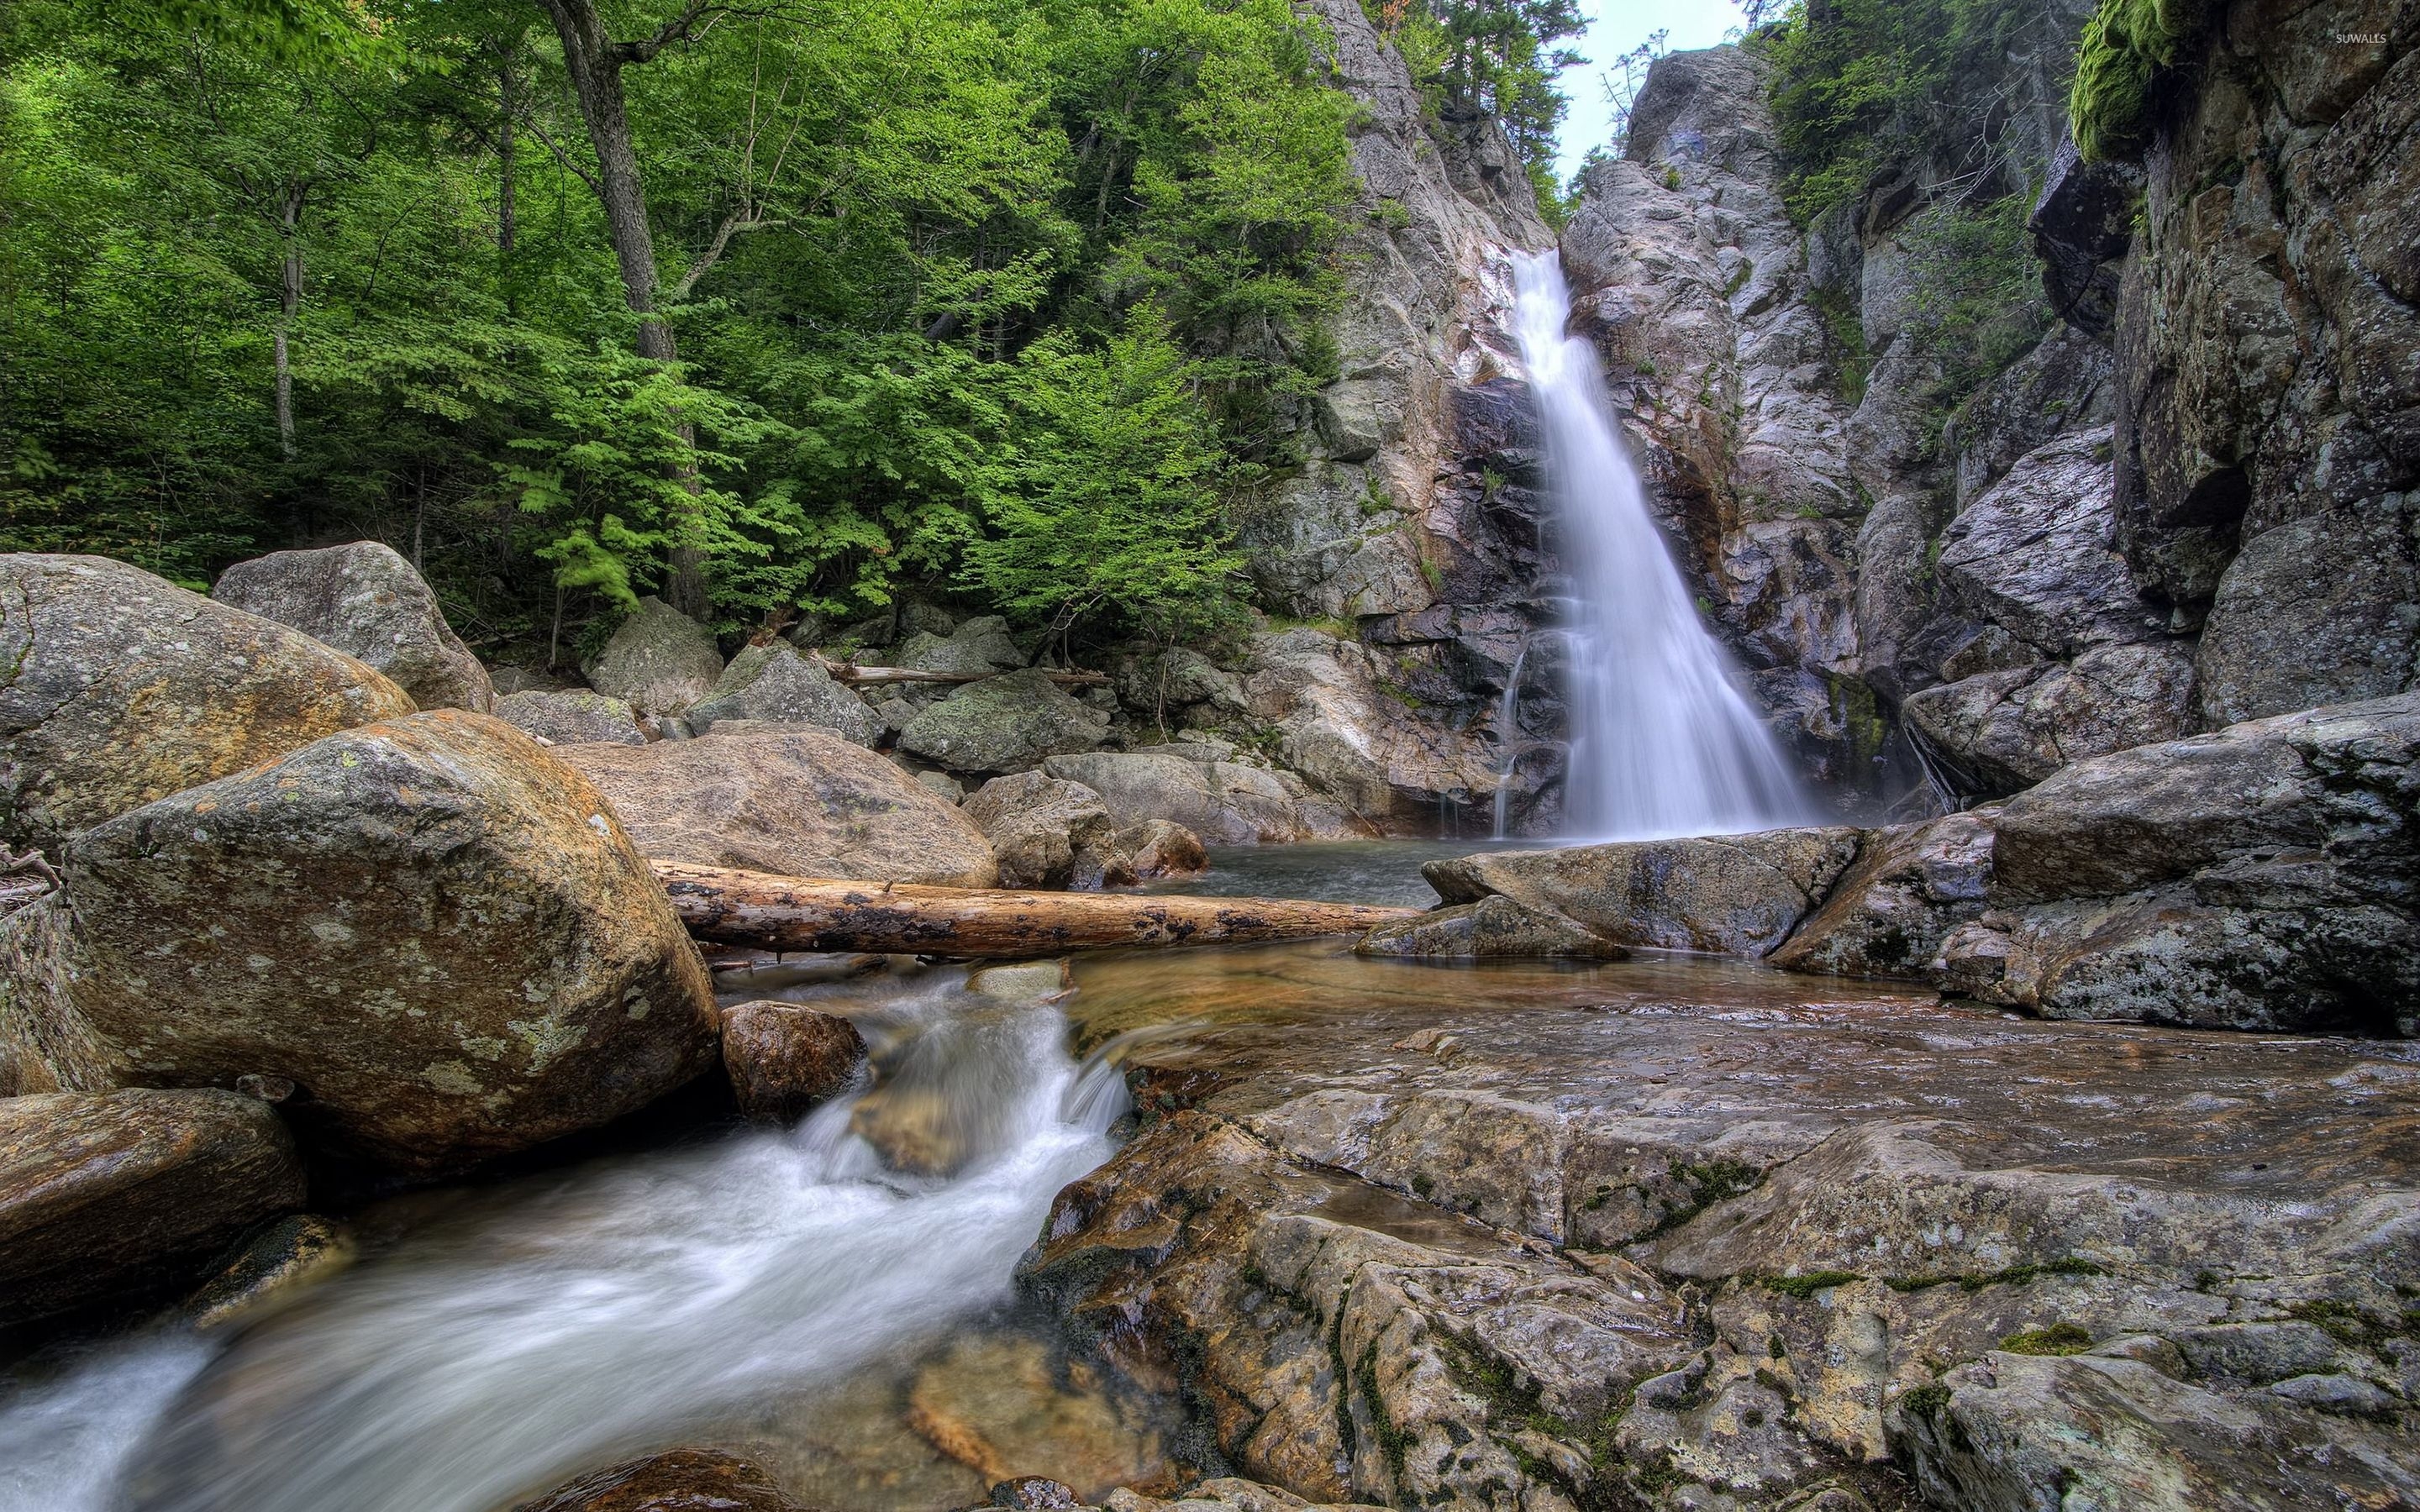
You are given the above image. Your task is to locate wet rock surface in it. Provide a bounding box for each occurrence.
[213,540,494,713]
[0,553,416,853]
[560,727,999,889]
[513,1447,808,1512]
[0,1088,305,1325]
[1041,941,2420,1511]
[721,1000,867,1124]
[0,711,720,1169]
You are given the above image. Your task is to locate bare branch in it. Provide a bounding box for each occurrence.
[525,113,603,195]
[667,207,779,301]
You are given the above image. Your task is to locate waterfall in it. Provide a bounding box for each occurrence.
[1491,641,1527,840]
[1509,250,1814,841]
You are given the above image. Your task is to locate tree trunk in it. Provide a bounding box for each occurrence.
[497,57,518,260]
[538,0,711,622]
[274,181,305,462]
[652,862,1418,958]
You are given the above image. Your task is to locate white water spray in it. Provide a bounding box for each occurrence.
[0,968,1130,1512]
[1509,250,1812,840]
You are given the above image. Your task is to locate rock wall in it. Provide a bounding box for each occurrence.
[1207,0,1563,832]
[2112,0,2420,725]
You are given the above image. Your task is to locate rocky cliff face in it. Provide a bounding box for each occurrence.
[2112,0,2420,726]
[1540,0,2418,816]
[1191,0,1565,833]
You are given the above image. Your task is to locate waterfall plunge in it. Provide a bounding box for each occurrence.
[1509,250,1813,841]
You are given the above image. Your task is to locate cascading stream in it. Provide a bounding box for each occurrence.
[0,967,1131,1512]
[1509,250,1815,841]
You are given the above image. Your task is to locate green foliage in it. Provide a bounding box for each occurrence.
[1365,0,1582,204]
[1999,1321,2094,1356]
[1897,192,2054,393]
[1761,1269,1861,1299]
[1754,0,2064,223]
[2070,0,2207,161]
[0,0,1361,658]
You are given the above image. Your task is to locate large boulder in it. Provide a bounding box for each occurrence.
[494,689,646,747]
[893,615,1026,677]
[0,711,721,1169]
[960,771,1122,890]
[1424,828,1865,957]
[559,728,997,888]
[0,554,415,853]
[1902,642,2200,797]
[685,642,880,747]
[1766,811,1996,979]
[213,541,495,712]
[1,1088,305,1325]
[1043,751,1349,846]
[1934,428,2168,659]
[581,597,723,717]
[719,1000,865,1125]
[1944,693,2420,1035]
[2193,498,2420,726]
[897,669,1110,774]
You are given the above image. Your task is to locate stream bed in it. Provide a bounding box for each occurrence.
[6,845,2412,1512]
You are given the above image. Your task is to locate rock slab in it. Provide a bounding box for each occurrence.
[0,1088,304,1324]
[560,729,998,889]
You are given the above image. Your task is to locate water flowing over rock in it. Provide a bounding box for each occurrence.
[495,688,647,746]
[0,1088,304,1326]
[0,711,720,1169]
[581,597,724,717]
[686,641,881,747]
[513,1447,808,1512]
[0,553,415,853]
[560,727,998,888]
[212,540,495,712]
[1510,249,1818,838]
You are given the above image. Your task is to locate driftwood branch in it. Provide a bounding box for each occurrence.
[654,862,1417,958]
[806,651,1108,687]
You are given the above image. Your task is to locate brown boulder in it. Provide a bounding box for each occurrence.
[560,729,998,889]
[514,1447,806,1512]
[0,1088,304,1325]
[720,1000,866,1124]
[0,711,720,1169]
[961,772,1119,890]
[0,553,415,853]
[1115,818,1207,879]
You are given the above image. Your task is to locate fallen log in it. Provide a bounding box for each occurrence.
[653,861,1418,958]
[806,651,1108,688]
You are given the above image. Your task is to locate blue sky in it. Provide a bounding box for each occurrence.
[1552,0,1744,183]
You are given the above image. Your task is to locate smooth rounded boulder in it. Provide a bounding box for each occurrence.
[213,540,496,712]
[581,596,723,716]
[720,1000,866,1123]
[0,711,720,1170]
[0,553,416,853]
[0,1088,305,1325]
[559,728,999,888]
